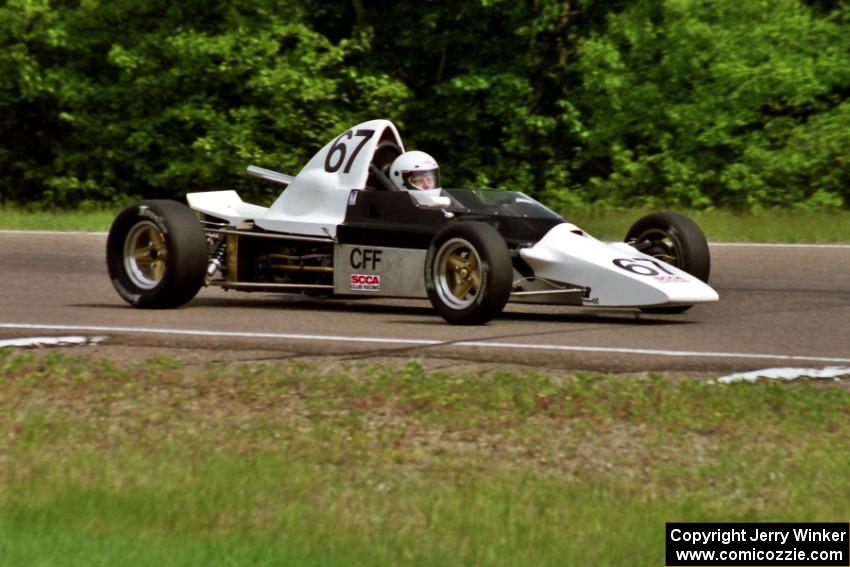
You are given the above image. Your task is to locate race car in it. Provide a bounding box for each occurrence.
[106,119,718,324]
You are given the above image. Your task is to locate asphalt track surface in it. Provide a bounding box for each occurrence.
[1,231,849,374]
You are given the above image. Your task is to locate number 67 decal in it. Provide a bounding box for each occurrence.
[613,257,675,276]
[324,129,375,174]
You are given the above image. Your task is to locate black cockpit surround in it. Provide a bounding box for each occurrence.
[338,189,565,250]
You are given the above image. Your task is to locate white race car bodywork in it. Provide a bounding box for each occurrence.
[187,189,269,225]
[519,223,718,307]
[262,119,403,237]
[189,120,405,236]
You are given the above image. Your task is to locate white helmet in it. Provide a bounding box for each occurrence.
[389,150,441,191]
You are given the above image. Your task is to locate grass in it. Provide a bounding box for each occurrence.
[0,205,117,232]
[2,351,850,565]
[1,203,850,242]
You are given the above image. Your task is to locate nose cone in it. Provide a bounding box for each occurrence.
[519,224,719,307]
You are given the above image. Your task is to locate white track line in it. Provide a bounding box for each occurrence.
[0,335,106,348]
[710,242,850,249]
[2,323,849,364]
[1,231,848,249]
[718,366,850,383]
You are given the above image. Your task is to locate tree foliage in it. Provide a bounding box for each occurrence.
[1,0,848,210]
[573,0,850,209]
[1,0,411,205]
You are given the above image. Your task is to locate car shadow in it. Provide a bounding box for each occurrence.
[406,310,691,327]
[75,297,693,326]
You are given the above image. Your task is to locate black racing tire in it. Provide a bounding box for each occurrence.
[106,200,208,309]
[625,212,710,314]
[425,222,513,325]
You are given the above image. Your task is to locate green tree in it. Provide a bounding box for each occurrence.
[2,0,410,205]
[338,0,610,204]
[2,0,848,210]
[0,0,64,204]
[572,0,850,209]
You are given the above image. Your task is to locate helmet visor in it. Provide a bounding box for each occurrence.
[403,168,440,190]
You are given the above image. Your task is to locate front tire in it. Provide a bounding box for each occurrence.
[625,212,710,314]
[425,222,513,325]
[106,200,207,308]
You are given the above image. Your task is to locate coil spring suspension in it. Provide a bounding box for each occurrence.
[206,240,227,277]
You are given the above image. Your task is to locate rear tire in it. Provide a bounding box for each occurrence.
[106,200,207,308]
[425,222,513,325]
[625,212,710,314]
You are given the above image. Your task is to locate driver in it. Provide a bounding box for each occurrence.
[389,151,441,191]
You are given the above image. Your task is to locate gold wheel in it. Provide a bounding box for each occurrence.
[634,227,679,265]
[123,221,168,289]
[434,238,483,309]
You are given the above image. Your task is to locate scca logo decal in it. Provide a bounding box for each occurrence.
[350,274,381,291]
